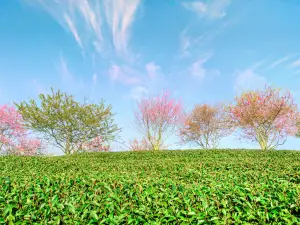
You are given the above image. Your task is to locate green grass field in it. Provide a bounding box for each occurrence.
[0,149,299,224]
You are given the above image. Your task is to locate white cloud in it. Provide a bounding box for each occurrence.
[109,61,165,87]
[234,69,267,92]
[104,0,141,57]
[182,0,231,19]
[55,55,87,91]
[58,55,74,84]
[108,65,141,85]
[92,73,98,85]
[63,13,83,49]
[108,61,167,100]
[289,59,300,68]
[129,86,149,100]
[146,62,161,80]
[265,56,291,70]
[26,0,141,58]
[182,1,207,14]
[179,29,204,58]
[190,60,207,80]
[187,53,219,81]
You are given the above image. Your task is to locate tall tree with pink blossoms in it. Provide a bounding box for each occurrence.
[227,86,300,150]
[0,105,45,156]
[134,91,183,150]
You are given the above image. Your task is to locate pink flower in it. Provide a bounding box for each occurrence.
[0,105,44,156]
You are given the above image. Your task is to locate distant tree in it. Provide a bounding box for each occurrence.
[227,86,299,150]
[128,137,167,151]
[128,138,152,151]
[16,88,119,155]
[179,104,233,149]
[0,105,45,156]
[134,91,183,150]
[77,136,111,153]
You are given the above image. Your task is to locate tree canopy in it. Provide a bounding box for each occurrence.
[15,88,120,154]
[227,87,299,150]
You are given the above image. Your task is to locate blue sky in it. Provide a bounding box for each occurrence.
[0,0,300,155]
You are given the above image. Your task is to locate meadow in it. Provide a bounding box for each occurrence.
[0,149,299,224]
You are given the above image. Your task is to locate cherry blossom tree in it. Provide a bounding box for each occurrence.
[128,138,152,151]
[179,104,233,149]
[134,91,183,150]
[76,136,111,153]
[227,86,300,150]
[0,105,45,156]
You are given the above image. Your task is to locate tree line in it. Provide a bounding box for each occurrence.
[0,86,299,156]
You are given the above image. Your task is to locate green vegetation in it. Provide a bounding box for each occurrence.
[1,149,299,224]
[15,88,120,154]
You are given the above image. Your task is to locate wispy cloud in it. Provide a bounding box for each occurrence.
[187,53,220,81]
[128,86,149,100]
[183,1,207,15]
[27,0,141,58]
[55,55,87,91]
[294,69,300,75]
[182,0,231,19]
[146,62,161,80]
[108,61,167,100]
[190,59,207,80]
[234,69,267,93]
[265,56,291,71]
[178,17,231,59]
[63,13,83,49]
[108,65,141,85]
[109,61,165,86]
[92,73,98,85]
[104,0,141,57]
[289,59,300,68]
[179,29,204,58]
[57,55,74,84]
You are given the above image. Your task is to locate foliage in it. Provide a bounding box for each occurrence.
[179,104,233,149]
[0,149,299,224]
[297,121,300,138]
[227,86,300,150]
[134,91,183,150]
[15,88,119,154]
[0,105,45,156]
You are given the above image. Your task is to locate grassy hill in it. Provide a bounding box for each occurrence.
[0,149,299,224]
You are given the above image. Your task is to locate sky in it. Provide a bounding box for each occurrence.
[0,0,300,155]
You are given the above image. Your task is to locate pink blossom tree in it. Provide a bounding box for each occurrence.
[227,86,300,150]
[128,138,164,151]
[128,138,151,151]
[0,105,45,156]
[134,91,183,150]
[76,136,111,153]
